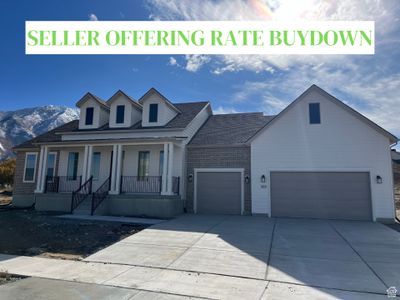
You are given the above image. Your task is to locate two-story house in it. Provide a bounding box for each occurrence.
[12,85,398,222]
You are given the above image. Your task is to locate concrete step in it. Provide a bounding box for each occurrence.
[73,209,91,215]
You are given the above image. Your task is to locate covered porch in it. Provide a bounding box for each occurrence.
[33,140,183,217]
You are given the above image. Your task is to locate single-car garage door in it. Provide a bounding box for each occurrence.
[271,172,372,220]
[196,171,242,214]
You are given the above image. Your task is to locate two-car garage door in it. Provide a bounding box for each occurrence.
[271,172,372,221]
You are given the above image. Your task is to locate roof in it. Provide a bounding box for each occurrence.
[189,113,274,146]
[138,88,181,113]
[13,101,209,149]
[249,84,399,144]
[107,90,142,111]
[76,92,109,110]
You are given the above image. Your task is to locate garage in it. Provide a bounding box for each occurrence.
[195,170,243,215]
[270,171,372,220]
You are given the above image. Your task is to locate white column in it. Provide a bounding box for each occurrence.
[109,144,118,194]
[115,145,123,194]
[167,142,174,195]
[86,145,94,180]
[161,143,169,195]
[81,145,89,182]
[39,146,49,192]
[35,146,45,193]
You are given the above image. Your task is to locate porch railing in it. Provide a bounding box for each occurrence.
[45,176,82,193]
[120,176,162,194]
[71,176,93,213]
[91,177,110,215]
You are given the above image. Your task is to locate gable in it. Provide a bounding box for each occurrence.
[250,85,397,144]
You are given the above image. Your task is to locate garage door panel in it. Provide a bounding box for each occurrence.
[271,172,371,220]
[196,172,241,215]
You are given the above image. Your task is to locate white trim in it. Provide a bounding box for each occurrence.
[193,168,244,215]
[23,152,38,183]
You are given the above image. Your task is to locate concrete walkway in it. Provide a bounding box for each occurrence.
[1,215,399,299]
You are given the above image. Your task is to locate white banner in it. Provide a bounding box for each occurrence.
[25,21,375,55]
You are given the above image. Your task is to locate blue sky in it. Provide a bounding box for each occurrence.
[0,0,399,146]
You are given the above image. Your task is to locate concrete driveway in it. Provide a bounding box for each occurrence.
[81,214,400,299]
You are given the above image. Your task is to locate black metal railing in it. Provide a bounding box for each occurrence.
[45,176,82,193]
[120,176,162,194]
[91,177,110,215]
[71,176,93,213]
[172,176,180,195]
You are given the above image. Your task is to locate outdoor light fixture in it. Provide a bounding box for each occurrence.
[245,175,250,183]
[261,175,266,183]
[376,175,383,184]
[188,174,193,183]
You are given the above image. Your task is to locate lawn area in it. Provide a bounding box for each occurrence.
[0,209,146,260]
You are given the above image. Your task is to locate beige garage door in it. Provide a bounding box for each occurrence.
[196,171,242,214]
[271,172,372,220]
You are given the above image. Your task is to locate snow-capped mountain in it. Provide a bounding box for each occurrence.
[0,105,79,159]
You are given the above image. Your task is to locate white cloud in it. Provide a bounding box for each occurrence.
[184,55,210,72]
[168,56,179,66]
[213,106,239,114]
[88,13,98,21]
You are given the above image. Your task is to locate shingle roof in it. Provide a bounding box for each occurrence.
[189,113,275,146]
[13,101,209,149]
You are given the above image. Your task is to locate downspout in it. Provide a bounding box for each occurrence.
[390,141,400,223]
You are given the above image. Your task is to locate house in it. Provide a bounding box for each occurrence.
[12,85,398,222]
[392,149,400,163]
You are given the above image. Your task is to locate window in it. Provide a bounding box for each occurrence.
[138,151,150,177]
[85,107,94,125]
[309,103,321,124]
[46,153,56,179]
[159,151,164,176]
[91,152,101,180]
[116,105,125,124]
[67,152,79,180]
[23,153,37,182]
[149,104,158,123]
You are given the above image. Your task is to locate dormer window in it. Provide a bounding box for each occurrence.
[116,105,125,124]
[85,107,94,125]
[309,103,321,124]
[149,104,158,123]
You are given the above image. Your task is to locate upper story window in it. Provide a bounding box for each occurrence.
[309,103,321,124]
[116,105,125,124]
[149,104,158,123]
[23,153,37,183]
[85,107,94,125]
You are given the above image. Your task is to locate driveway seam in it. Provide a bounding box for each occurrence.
[165,215,231,268]
[258,280,271,300]
[264,218,277,280]
[328,221,389,289]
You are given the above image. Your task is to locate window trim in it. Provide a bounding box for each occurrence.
[85,107,94,125]
[23,152,38,183]
[149,103,158,123]
[309,102,321,124]
[116,105,125,124]
[137,151,150,177]
[46,152,57,180]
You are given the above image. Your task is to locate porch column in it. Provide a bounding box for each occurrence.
[115,144,123,194]
[161,143,169,195]
[85,145,94,180]
[109,144,118,194]
[81,145,89,182]
[35,145,48,193]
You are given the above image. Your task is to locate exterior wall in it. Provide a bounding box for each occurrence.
[58,148,85,178]
[251,89,395,221]
[141,92,177,127]
[109,94,141,128]
[92,146,113,191]
[35,194,71,212]
[62,129,181,141]
[79,98,109,130]
[186,146,251,214]
[122,144,165,177]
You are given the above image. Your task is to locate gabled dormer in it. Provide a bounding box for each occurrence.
[138,88,181,127]
[107,90,142,128]
[76,93,109,130]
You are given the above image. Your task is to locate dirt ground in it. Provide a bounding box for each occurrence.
[0,209,146,260]
[0,190,12,206]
